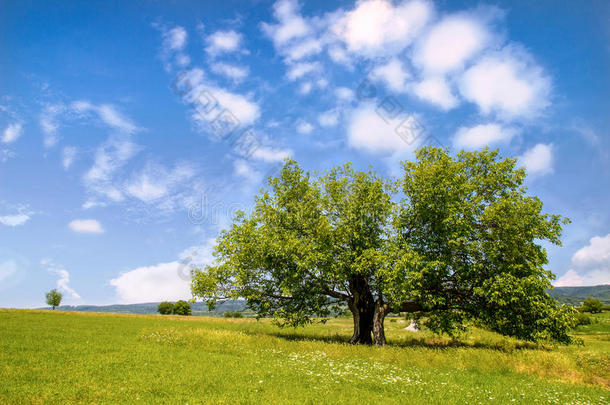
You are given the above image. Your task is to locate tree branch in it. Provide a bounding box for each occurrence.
[324,288,351,301]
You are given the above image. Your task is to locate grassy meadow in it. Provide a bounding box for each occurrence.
[0,309,608,404]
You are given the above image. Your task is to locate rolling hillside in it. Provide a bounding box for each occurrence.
[40,300,248,316]
[37,285,610,315]
[548,285,610,305]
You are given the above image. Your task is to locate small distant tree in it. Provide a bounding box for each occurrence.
[157,301,174,315]
[581,297,603,313]
[45,289,62,310]
[173,300,192,316]
[224,311,243,318]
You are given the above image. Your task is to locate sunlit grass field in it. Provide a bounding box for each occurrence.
[0,309,608,404]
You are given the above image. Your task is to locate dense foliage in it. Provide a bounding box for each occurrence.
[157,301,174,315]
[45,289,62,310]
[581,297,604,314]
[192,147,576,345]
[574,312,593,326]
[224,311,244,318]
[172,300,192,316]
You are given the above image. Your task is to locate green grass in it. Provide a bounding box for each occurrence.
[0,309,608,404]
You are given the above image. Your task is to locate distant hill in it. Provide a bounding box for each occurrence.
[547,285,610,305]
[38,285,610,313]
[41,300,249,316]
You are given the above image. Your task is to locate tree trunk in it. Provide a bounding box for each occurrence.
[372,301,388,346]
[347,276,375,345]
[348,300,374,344]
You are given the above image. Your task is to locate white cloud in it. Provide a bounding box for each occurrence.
[82,200,104,210]
[413,76,458,110]
[332,0,432,57]
[42,259,81,300]
[210,87,261,125]
[519,143,554,176]
[40,101,143,205]
[109,240,218,304]
[126,177,168,202]
[54,269,81,299]
[97,104,139,133]
[152,21,286,195]
[206,30,243,56]
[260,0,326,81]
[297,121,314,134]
[318,110,339,127]
[286,61,320,81]
[125,162,195,203]
[372,58,410,92]
[414,14,491,74]
[179,68,205,91]
[164,26,187,51]
[262,0,311,47]
[554,234,610,286]
[0,214,30,227]
[553,270,585,288]
[452,123,517,149]
[1,123,22,144]
[459,46,551,119]
[83,153,202,214]
[347,106,421,155]
[0,202,32,227]
[211,62,249,82]
[40,103,65,148]
[285,38,323,61]
[570,123,609,162]
[39,101,139,149]
[328,46,350,64]
[573,234,610,268]
[61,146,77,170]
[299,81,313,94]
[68,219,104,234]
[177,67,261,126]
[175,54,191,67]
[178,239,217,270]
[1,149,16,162]
[156,24,190,69]
[109,261,192,304]
[84,136,139,201]
[71,101,139,134]
[251,146,292,163]
[573,124,602,148]
[335,87,355,101]
[234,159,262,183]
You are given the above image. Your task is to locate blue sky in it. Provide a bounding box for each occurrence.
[1,0,609,307]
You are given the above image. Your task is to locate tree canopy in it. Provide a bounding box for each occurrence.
[581,297,604,314]
[173,300,192,316]
[192,147,576,345]
[46,289,62,310]
[158,301,174,315]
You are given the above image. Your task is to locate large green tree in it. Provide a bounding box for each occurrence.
[386,147,575,343]
[192,147,576,345]
[45,289,62,310]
